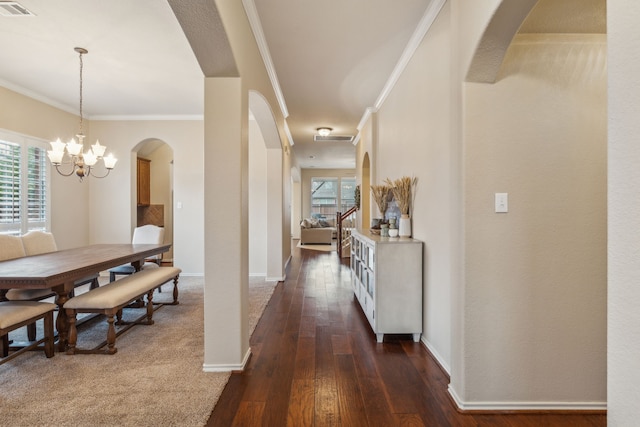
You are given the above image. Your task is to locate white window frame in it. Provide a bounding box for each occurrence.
[0,129,51,235]
[310,176,356,219]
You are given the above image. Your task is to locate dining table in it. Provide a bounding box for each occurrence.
[0,243,171,351]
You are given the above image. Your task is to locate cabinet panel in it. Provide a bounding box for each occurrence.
[350,229,423,343]
[137,158,151,206]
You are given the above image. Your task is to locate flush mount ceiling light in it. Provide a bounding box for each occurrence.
[47,47,117,181]
[316,127,332,137]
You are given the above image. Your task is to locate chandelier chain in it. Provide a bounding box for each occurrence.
[78,49,84,136]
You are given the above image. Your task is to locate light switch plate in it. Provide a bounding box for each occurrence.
[495,193,508,213]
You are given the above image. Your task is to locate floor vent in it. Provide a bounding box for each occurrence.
[0,2,35,16]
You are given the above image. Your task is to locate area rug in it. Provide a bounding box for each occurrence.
[296,240,336,252]
[0,275,277,427]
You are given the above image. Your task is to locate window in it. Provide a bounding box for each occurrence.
[0,131,49,235]
[310,176,356,219]
[340,178,356,212]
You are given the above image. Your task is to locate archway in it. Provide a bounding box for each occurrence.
[131,138,174,263]
[361,152,371,230]
[248,91,285,280]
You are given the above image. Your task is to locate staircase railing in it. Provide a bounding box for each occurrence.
[336,206,358,258]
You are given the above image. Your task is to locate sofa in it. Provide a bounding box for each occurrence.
[300,218,336,245]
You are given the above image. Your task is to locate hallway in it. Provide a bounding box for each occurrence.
[207,244,606,426]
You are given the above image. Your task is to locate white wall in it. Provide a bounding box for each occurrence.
[89,119,204,275]
[249,119,268,275]
[370,0,607,410]
[462,33,607,406]
[375,1,453,373]
[608,0,640,424]
[291,178,301,239]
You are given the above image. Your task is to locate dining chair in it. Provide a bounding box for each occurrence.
[0,234,26,263]
[5,231,99,340]
[109,225,165,282]
[0,235,24,355]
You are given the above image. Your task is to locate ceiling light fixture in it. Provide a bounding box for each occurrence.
[47,47,117,181]
[316,127,332,137]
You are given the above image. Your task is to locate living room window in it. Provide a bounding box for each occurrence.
[0,131,49,235]
[311,176,356,219]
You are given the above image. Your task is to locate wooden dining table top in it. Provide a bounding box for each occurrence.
[0,243,171,289]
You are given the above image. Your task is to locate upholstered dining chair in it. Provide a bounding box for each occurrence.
[109,225,165,282]
[3,232,56,302]
[0,233,55,345]
[0,234,26,263]
[5,231,99,340]
[0,234,28,302]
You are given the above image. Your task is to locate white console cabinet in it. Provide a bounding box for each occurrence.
[350,229,423,343]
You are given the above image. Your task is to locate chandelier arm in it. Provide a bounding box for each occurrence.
[87,167,112,179]
[53,163,79,177]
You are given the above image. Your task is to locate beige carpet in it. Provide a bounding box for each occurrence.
[0,275,277,427]
[296,240,336,252]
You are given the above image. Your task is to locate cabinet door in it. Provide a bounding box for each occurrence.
[137,158,151,206]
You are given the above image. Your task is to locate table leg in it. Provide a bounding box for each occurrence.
[54,284,72,352]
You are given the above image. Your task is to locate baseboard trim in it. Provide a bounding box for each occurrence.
[202,347,252,373]
[266,276,285,282]
[420,336,451,376]
[447,386,607,414]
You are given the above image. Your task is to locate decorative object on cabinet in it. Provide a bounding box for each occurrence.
[137,157,151,206]
[388,217,398,237]
[370,184,391,234]
[350,229,423,343]
[385,176,417,237]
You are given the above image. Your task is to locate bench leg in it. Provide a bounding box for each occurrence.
[145,290,155,325]
[43,311,54,358]
[106,314,117,355]
[66,311,78,355]
[1,333,8,357]
[172,276,180,305]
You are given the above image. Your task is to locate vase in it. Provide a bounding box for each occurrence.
[399,214,411,237]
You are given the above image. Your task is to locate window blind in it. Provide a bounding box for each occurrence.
[0,136,48,235]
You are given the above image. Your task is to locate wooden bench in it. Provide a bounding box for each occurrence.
[64,266,181,355]
[0,301,56,364]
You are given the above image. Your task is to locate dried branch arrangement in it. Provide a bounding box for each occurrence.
[385,176,417,215]
[370,184,390,217]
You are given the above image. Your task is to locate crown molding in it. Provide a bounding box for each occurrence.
[0,79,76,116]
[372,0,446,110]
[242,0,289,119]
[91,115,204,121]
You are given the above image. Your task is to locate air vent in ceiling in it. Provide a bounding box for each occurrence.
[0,2,34,16]
[313,135,354,143]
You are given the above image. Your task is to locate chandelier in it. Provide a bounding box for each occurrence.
[47,47,117,180]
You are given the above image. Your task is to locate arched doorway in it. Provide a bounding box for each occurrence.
[248,91,285,281]
[132,139,174,263]
[360,152,371,230]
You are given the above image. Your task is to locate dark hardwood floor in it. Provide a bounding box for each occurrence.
[206,243,606,426]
